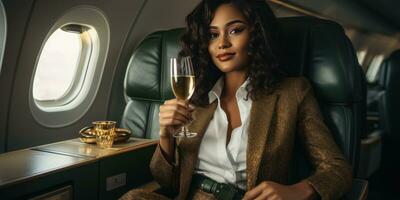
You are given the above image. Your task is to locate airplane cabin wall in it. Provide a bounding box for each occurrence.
[0,0,36,153]
[2,0,146,151]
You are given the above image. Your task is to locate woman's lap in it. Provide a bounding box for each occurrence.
[187,188,217,200]
[119,188,171,200]
[119,188,216,200]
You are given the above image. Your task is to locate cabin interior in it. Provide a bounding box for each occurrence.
[0,0,399,199]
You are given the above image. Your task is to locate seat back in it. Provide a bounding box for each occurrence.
[377,50,400,181]
[378,50,400,139]
[121,29,181,139]
[278,17,366,177]
[121,16,365,176]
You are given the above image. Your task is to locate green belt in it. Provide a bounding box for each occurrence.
[191,174,245,200]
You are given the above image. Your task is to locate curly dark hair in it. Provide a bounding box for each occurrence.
[179,0,285,106]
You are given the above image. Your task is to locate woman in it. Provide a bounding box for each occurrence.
[121,0,352,199]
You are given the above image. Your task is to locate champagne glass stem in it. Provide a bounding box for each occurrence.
[181,125,186,137]
[182,126,187,137]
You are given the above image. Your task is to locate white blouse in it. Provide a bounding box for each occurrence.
[194,77,252,190]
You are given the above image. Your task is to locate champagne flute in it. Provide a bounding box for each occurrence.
[170,57,196,138]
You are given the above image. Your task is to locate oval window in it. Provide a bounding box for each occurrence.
[32,24,98,108]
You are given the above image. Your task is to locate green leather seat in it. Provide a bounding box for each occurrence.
[377,50,400,187]
[121,29,182,139]
[379,50,400,140]
[278,17,366,178]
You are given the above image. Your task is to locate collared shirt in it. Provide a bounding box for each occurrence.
[194,77,252,190]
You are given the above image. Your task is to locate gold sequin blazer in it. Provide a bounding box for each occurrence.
[150,77,352,200]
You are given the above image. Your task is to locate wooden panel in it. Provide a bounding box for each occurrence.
[98,144,157,199]
[0,160,99,200]
[32,138,157,158]
[0,149,87,187]
[0,137,157,200]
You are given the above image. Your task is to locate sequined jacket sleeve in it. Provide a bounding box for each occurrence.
[296,78,353,200]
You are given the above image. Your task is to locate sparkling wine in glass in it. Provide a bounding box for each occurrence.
[170,57,197,138]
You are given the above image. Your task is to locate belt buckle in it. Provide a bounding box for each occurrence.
[214,183,239,200]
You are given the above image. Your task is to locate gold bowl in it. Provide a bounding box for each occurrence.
[79,126,132,144]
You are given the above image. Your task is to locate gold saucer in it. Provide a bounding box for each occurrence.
[79,126,132,144]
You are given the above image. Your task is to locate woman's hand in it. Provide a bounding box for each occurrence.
[158,99,193,162]
[242,181,317,200]
[159,99,194,138]
[159,98,194,139]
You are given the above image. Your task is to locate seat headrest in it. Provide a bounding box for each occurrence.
[279,17,362,103]
[124,16,361,103]
[124,29,182,102]
[379,49,400,88]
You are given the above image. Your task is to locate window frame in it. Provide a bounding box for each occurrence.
[29,6,110,127]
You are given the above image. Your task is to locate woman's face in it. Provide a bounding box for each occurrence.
[208,3,251,73]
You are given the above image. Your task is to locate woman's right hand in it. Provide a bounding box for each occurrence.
[159,98,194,139]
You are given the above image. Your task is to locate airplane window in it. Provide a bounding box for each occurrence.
[33,28,83,101]
[32,24,98,109]
[29,6,109,127]
[366,54,385,83]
